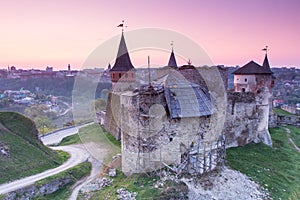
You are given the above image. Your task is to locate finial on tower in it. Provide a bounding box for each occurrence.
[117,20,127,32]
[170,41,174,51]
[187,59,192,65]
[262,45,269,55]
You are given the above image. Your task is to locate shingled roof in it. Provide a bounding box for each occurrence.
[165,84,212,119]
[163,71,212,119]
[233,60,273,75]
[111,32,135,72]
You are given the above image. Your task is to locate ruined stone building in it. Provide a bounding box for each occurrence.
[103,32,274,176]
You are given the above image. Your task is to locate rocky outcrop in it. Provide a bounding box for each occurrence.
[0,142,10,158]
[117,188,137,200]
[4,178,72,200]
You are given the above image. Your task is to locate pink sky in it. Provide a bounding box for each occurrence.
[0,0,299,70]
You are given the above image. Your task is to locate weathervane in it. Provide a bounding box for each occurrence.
[117,20,127,32]
[262,45,269,54]
[170,41,174,51]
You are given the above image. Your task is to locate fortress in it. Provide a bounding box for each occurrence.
[102,32,274,175]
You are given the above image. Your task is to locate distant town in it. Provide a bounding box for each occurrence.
[1,64,300,122]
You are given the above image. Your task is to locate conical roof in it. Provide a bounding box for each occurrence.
[262,54,272,73]
[111,32,135,72]
[167,50,177,68]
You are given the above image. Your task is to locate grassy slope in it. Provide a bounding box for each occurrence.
[273,108,295,116]
[0,112,68,184]
[59,124,121,164]
[226,126,300,200]
[59,124,121,148]
[286,125,300,147]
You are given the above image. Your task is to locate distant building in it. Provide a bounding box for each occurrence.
[46,66,53,72]
[273,99,284,107]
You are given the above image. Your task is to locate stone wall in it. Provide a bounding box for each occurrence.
[276,114,300,126]
[104,92,122,140]
[223,91,272,147]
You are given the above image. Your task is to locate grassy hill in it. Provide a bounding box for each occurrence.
[0,112,68,184]
[226,126,300,200]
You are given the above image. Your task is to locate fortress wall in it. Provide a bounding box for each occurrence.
[104,92,121,140]
[224,91,272,147]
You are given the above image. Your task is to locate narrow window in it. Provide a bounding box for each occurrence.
[242,88,246,92]
[245,78,247,82]
[119,73,122,78]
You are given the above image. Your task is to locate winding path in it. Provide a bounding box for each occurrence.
[69,157,103,200]
[0,145,89,194]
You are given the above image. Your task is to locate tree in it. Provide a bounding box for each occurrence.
[25,104,48,119]
[34,116,54,134]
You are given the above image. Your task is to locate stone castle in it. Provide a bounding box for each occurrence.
[102,32,274,175]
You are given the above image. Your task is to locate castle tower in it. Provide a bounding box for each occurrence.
[110,32,136,88]
[232,53,274,146]
[233,57,273,93]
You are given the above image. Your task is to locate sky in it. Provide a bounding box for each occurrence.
[0,0,299,70]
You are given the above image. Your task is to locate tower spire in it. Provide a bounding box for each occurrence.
[111,31,134,72]
[167,41,177,68]
[262,45,268,55]
[262,46,271,72]
[110,25,135,85]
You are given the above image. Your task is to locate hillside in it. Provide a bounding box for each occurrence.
[0,112,68,184]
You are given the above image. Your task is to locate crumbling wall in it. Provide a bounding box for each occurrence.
[224,91,272,147]
[121,116,213,175]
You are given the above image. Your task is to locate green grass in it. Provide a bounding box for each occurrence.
[0,112,69,184]
[32,161,92,200]
[273,108,295,116]
[58,134,81,146]
[36,161,92,185]
[226,126,300,200]
[84,170,188,200]
[286,125,300,147]
[59,123,121,164]
[59,124,121,148]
